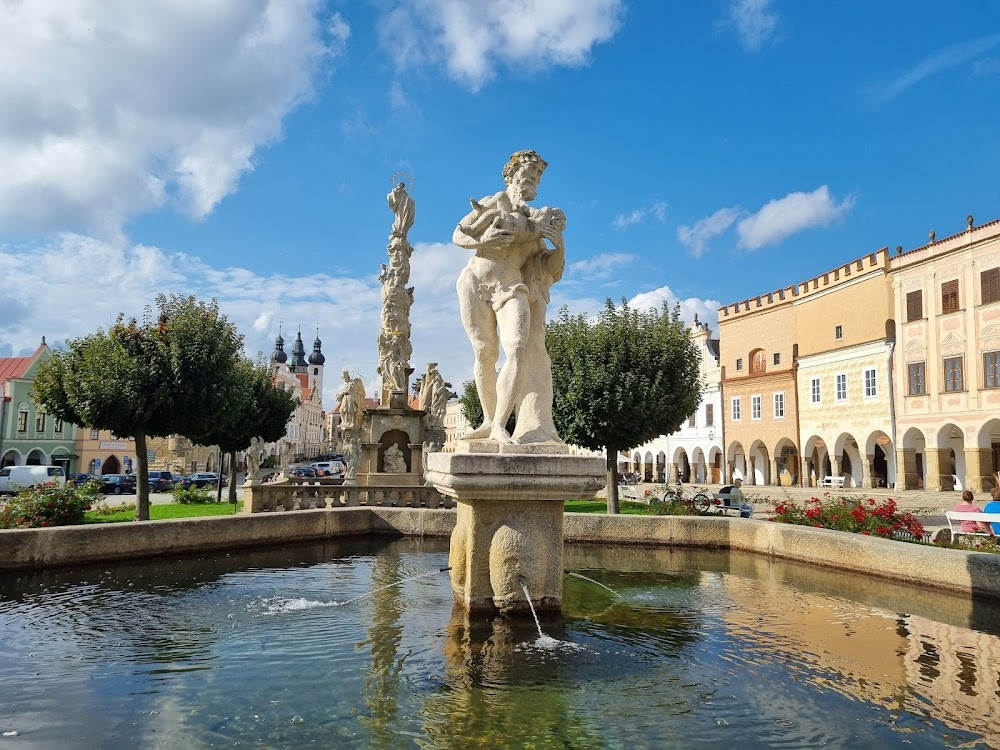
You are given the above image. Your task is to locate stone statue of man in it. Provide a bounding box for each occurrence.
[336,369,366,431]
[452,149,565,444]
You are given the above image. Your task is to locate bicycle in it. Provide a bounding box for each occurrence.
[650,482,712,514]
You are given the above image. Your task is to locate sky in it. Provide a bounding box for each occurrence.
[1,0,999,410]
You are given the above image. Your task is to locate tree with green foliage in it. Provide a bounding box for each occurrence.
[459,379,515,435]
[188,357,298,502]
[547,299,703,514]
[33,294,244,521]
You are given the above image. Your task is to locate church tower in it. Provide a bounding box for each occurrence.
[307,326,326,396]
[270,323,288,374]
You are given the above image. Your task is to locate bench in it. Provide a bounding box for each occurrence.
[945,511,1000,540]
[817,475,846,488]
[711,491,754,518]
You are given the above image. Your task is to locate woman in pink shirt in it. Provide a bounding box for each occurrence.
[954,490,995,534]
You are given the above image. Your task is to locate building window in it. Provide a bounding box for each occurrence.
[864,367,877,398]
[773,352,780,366]
[810,377,821,404]
[773,392,785,418]
[90,429,99,440]
[835,325,843,340]
[985,351,1000,389]
[908,362,926,395]
[944,356,964,392]
[731,397,741,421]
[17,409,28,432]
[35,411,45,432]
[735,358,743,372]
[54,419,63,434]
[688,413,696,428]
[941,279,959,314]
[835,373,847,401]
[906,290,923,322]
[982,267,1000,305]
[705,404,714,427]
[751,395,761,420]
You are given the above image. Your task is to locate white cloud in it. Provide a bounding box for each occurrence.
[677,206,743,257]
[718,0,779,52]
[378,0,625,90]
[628,286,721,331]
[0,1,340,236]
[736,186,854,250]
[568,252,636,279]
[873,34,1000,101]
[613,200,667,230]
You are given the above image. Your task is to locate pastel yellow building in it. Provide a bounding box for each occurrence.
[891,218,1000,491]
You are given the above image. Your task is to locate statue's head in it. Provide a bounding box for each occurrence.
[342,368,350,380]
[502,150,547,201]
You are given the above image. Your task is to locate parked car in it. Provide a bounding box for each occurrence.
[289,466,318,478]
[69,473,101,487]
[100,474,137,495]
[0,465,67,495]
[183,472,226,489]
[311,460,346,477]
[146,471,176,493]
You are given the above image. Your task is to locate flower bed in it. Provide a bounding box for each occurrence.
[769,495,926,542]
[0,482,99,529]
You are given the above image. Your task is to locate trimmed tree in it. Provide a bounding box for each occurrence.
[189,357,299,502]
[547,299,703,513]
[33,295,243,520]
[459,379,515,435]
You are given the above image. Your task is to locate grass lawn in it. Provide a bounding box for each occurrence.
[564,499,657,515]
[85,501,243,523]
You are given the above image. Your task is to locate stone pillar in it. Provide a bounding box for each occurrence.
[862,455,874,489]
[748,457,756,485]
[427,443,604,617]
[803,458,813,487]
[965,447,994,492]
[771,458,781,486]
[667,462,679,484]
[925,448,948,492]
[896,448,914,490]
[726,460,735,484]
[829,455,841,480]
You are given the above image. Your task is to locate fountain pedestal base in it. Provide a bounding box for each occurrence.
[426,442,605,615]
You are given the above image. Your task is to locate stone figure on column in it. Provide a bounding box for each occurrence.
[377,180,415,402]
[342,429,361,483]
[245,436,264,482]
[452,149,565,444]
[336,369,366,431]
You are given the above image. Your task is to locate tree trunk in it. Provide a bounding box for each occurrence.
[134,431,150,521]
[606,447,620,515]
[227,450,238,504]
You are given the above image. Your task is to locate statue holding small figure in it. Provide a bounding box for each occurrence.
[452,149,565,444]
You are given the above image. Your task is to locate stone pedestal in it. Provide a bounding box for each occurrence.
[426,442,605,617]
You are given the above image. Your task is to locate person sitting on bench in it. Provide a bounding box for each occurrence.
[954,490,995,535]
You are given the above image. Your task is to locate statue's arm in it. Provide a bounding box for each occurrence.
[452,193,506,250]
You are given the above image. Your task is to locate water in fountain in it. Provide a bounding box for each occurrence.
[3,536,1000,748]
[566,570,622,598]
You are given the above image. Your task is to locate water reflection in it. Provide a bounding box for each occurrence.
[1,539,999,748]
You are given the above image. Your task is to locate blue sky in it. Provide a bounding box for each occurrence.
[2,1,999,409]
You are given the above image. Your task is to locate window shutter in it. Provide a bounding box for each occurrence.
[906,290,922,321]
[941,280,959,314]
[982,267,1000,305]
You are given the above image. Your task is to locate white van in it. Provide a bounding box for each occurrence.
[0,465,67,495]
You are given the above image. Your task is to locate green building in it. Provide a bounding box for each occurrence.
[0,339,78,474]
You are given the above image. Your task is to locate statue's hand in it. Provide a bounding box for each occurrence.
[536,223,564,252]
[479,224,514,251]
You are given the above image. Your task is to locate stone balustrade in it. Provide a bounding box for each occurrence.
[242,477,451,513]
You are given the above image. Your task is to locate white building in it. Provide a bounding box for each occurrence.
[627,317,725,484]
